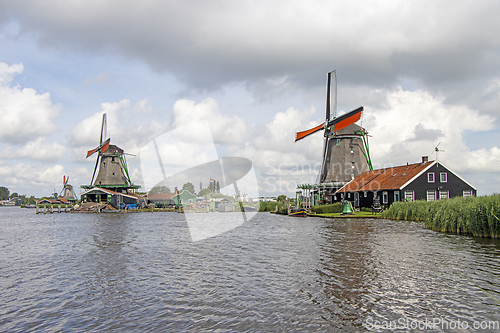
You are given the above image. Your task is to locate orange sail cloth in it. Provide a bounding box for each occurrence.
[295,123,325,142]
[294,106,363,142]
[331,108,362,133]
[86,139,110,158]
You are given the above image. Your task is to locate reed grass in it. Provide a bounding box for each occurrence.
[380,195,500,238]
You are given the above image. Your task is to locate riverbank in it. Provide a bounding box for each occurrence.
[380,195,500,238]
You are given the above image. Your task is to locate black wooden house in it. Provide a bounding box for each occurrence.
[334,157,476,208]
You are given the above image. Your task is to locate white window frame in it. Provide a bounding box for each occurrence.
[463,190,473,197]
[382,191,388,204]
[427,191,436,201]
[440,172,447,183]
[439,191,449,199]
[428,172,435,183]
[404,190,414,202]
[394,191,400,202]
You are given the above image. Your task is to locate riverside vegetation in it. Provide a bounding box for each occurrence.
[380,195,500,238]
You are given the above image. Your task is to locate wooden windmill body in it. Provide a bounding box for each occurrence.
[320,123,371,183]
[82,114,139,193]
[295,71,372,185]
[295,71,373,207]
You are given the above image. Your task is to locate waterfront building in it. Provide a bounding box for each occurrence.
[333,156,476,208]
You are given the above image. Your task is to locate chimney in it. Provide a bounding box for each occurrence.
[422,156,429,163]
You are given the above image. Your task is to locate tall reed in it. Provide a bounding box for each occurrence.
[380,195,500,238]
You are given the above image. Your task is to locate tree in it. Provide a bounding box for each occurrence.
[10,192,19,198]
[182,182,195,194]
[198,188,211,197]
[0,186,9,200]
[216,181,220,193]
[149,185,171,194]
[277,194,287,202]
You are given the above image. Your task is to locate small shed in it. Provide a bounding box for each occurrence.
[147,193,175,207]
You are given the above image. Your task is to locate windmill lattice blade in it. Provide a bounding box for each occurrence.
[90,155,100,186]
[332,70,337,119]
[100,139,110,154]
[100,113,107,145]
[295,123,325,142]
[326,72,331,121]
[86,146,99,158]
[327,106,363,133]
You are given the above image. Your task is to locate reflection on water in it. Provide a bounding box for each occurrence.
[0,207,499,332]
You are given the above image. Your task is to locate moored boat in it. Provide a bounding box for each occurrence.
[289,208,307,217]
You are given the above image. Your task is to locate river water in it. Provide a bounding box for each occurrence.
[0,207,499,332]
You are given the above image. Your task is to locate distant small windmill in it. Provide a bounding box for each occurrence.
[433,142,445,162]
[59,175,77,202]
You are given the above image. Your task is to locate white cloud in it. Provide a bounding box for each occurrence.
[0,163,64,187]
[1,138,66,161]
[365,87,499,171]
[172,98,247,144]
[0,62,60,144]
[69,98,168,154]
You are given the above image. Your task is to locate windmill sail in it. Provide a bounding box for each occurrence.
[294,71,371,185]
[294,106,363,142]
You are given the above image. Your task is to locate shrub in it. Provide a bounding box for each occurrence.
[311,202,343,214]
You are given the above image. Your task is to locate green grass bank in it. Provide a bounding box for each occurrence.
[380,195,500,238]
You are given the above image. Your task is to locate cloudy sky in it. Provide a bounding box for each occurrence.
[1,0,500,198]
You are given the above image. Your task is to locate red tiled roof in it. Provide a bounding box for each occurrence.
[336,161,435,193]
[147,193,175,200]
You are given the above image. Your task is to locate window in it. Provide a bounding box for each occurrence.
[348,193,351,198]
[337,139,340,146]
[350,147,354,154]
[364,191,368,198]
[463,190,473,197]
[382,191,388,204]
[439,191,449,199]
[405,190,414,201]
[440,172,447,182]
[428,172,435,183]
[394,191,400,202]
[352,162,355,169]
[427,191,436,201]
[351,173,355,180]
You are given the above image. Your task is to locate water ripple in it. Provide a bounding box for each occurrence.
[0,208,499,332]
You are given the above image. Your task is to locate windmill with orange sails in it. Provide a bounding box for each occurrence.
[295,71,373,185]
